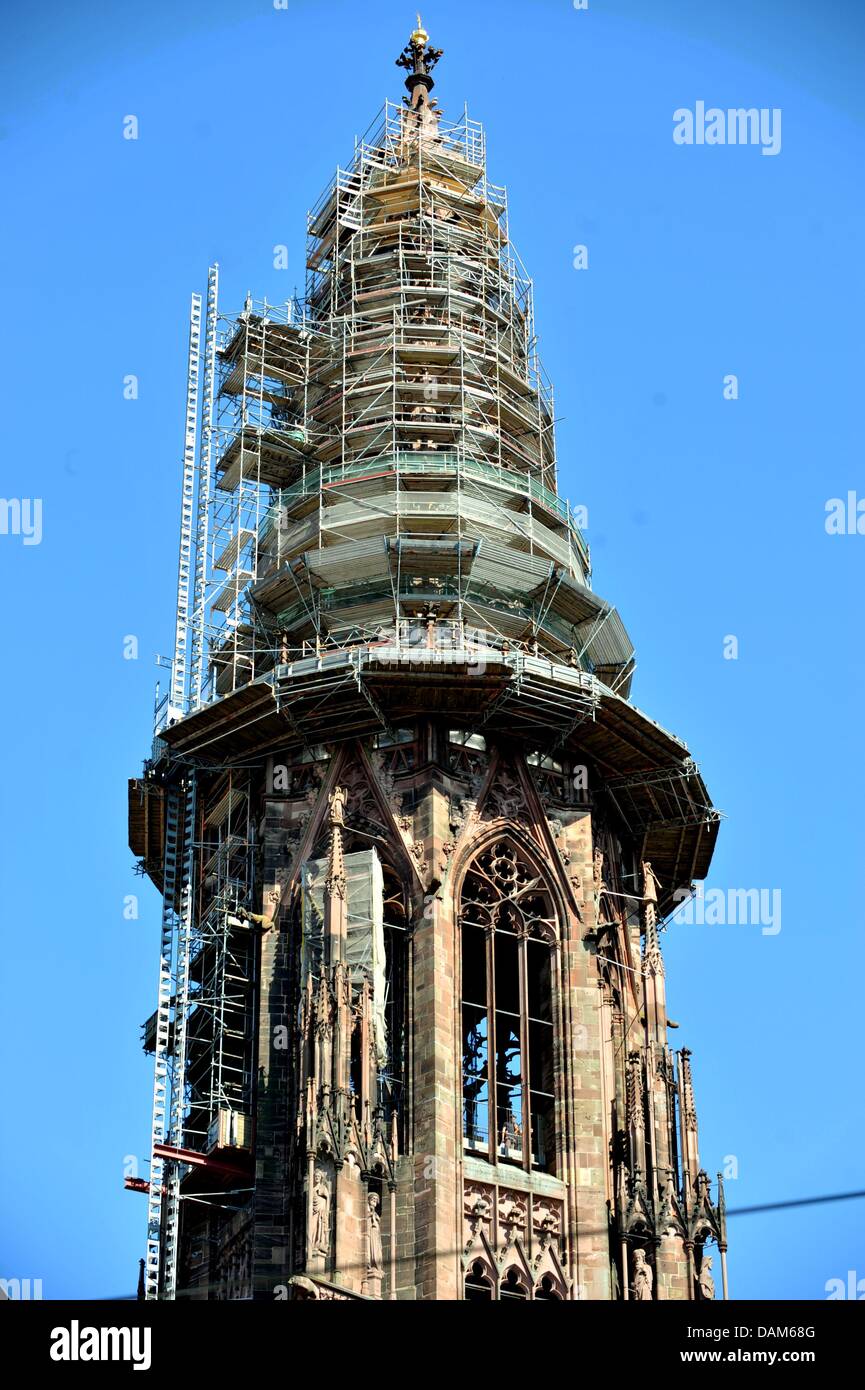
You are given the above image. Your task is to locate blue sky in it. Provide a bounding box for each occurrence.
[1,0,862,1300]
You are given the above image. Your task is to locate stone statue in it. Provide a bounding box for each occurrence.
[697,1256,716,1300]
[593,846,607,899]
[464,1189,492,1245]
[328,785,347,827]
[366,1191,383,1275]
[536,1210,557,1252]
[642,860,661,904]
[467,1195,491,1240]
[311,1169,330,1256]
[632,1248,653,1300]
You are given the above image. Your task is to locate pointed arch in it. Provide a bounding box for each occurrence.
[534,1272,564,1300]
[464,1257,495,1301]
[457,828,562,1175]
[452,820,570,940]
[499,1265,531,1300]
[461,836,559,944]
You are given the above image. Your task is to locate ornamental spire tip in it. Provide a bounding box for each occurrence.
[396,15,443,108]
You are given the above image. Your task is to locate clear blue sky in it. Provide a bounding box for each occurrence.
[1,0,862,1300]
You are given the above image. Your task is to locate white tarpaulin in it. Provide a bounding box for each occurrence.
[301,848,387,1066]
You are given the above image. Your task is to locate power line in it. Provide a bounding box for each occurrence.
[102,1187,865,1298]
[726,1189,865,1218]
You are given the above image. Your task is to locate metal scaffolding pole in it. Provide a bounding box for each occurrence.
[145,776,197,1300]
[190,264,220,712]
[170,294,203,713]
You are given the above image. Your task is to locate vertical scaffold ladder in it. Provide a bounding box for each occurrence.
[145,777,197,1299]
[171,295,203,713]
[190,265,219,712]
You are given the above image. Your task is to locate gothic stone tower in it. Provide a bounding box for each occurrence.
[128,20,727,1302]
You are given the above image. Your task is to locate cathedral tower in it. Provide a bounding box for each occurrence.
[128,20,727,1302]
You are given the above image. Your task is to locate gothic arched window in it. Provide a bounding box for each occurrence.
[464,1260,493,1301]
[535,1274,562,1301]
[500,1267,529,1300]
[459,838,558,1175]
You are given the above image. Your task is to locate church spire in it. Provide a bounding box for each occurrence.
[396,15,444,110]
[678,1047,701,1192]
[325,785,347,904]
[642,861,664,977]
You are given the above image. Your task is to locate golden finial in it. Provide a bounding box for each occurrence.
[396,15,442,86]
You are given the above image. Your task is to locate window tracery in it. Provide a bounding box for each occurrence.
[460,838,558,1173]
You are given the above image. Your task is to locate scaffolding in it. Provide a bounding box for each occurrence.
[185,773,256,1152]
[139,90,639,1300]
[135,69,720,1300]
[169,297,202,715]
[164,93,637,716]
[190,265,220,712]
[142,770,256,1299]
[144,776,196,1300]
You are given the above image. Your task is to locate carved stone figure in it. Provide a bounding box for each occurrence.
[311,1169,330,1256]
[642,860,661,904]
[593,846,608,903]
[366,1191,383,1275]
[536,1209,558,1252]
[697,1256,716,1301]
[593,846,603,884]
[657,1168,680,1236]
[498,1195,525,1247]
[484,767,523,820]
[632,1248,653,1300]
[328,785,347,826]
[465,1191,491,1248]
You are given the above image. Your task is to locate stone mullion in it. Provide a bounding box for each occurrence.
[555,932,579,1296]
[412,792,459,1301]
[518,931,531,1173]
[568,810,612,1300]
